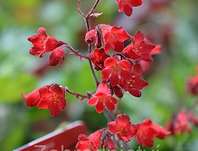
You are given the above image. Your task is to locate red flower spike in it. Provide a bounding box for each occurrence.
[28,27,63,57]
[102,57,132,86]
[116,0,142,16]
[90,48,109,70]
[24,84,66,116]
[88,83,117,113]
[49,46,65,66]
[108,114,136,142]
[123,31,156,61]
[135,119,170,147]
[187,75,198,96]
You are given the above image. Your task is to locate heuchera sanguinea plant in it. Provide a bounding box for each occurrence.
[23,0,170,150]
[166,69,198,136]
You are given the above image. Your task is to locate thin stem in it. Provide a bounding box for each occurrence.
[65,88,90,101]
[104,108,116,121]
[63,43,89,60]
[77,0,101,87]
[86,0,101,17]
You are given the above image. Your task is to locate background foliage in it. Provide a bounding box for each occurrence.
[0,0,198,150]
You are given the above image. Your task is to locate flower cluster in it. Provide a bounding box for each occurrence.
[167,111,198,135]
[76,114,170,150]
[23,0,170,150]
[166,70,198,136]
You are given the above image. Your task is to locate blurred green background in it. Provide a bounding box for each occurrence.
[0,0,198,150]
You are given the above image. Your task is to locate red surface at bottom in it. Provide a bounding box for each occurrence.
[14,121,87,151]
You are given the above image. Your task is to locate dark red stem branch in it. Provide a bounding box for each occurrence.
[65,87,90,100]
[63,43,89,60]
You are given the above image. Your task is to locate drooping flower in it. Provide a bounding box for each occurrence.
[123,31,156,61]
[187,75,198,96]
[76,131,102,151]
[135,119,170,147]
[103,26,130,52]
[28,27,63,57]
[116,0,142,16]
[24,84,66,116]
[85,25,130,52]
[28,27,65,66]
[88,83,117,113]
[76,129,115,151]
[119,71,148,97]
[90,48,109,70]
[49,46,65,66]
[167,112,191,135]
[108,114,136,142]
[102,57,132,86]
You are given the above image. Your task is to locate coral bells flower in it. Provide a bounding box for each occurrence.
[108,114,136,142]
[49,46,65,66]
[116,0,142,16]
[76,131,102,151]
[85,25,130,52]
[90,48,109,70]
[135,119,170,147]
[102,57,131,86]
[76,129,115,150]
[103,26,130,52]
[187,75,198,95]
[123,31,157,61]
[88,83,117,113]
[28,27,65,66]
[168,112,191,135]
[119,71,148,97]
[24,84,66,116]
[28,27,63,57]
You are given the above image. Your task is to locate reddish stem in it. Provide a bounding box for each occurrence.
[63,43,89,60]
[65,88,90,100]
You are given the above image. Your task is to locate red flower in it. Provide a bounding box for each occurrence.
[135,119,170,147]
[116,0,142,16]
[28,27,64,66]
[187,75,198,95]
[108,114,136,142]
[112,86,123,98]
[28,27,63,57]
[90,48,109,70]
[76,129,115,150]
[24,84,66,116]
[103,26,130,52]
[85,25,129,52]
[168,112,191,135]
[123,31,156,61]
[49,46,65,66]
[102,57,132,86]
[119,64,148,97]
[88,83,117,113]
[85,29,97,44]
